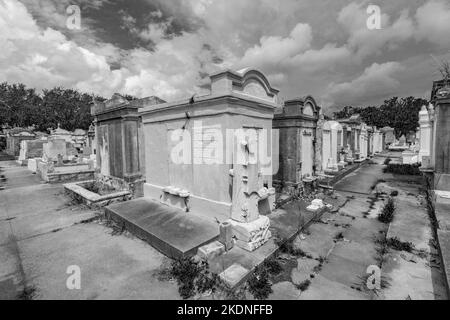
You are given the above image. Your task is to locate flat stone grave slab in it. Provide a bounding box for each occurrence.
[105,198,219,258]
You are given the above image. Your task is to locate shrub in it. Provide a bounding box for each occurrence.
[383,158,392,165]
[383,163,421,175]
[378,197,395,223]
[247,265,273,300]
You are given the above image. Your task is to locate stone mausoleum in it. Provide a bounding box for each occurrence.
[106,68,280,256]
[91,93,149,196]
[272,96,321,194]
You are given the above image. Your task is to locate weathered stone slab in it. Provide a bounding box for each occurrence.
[105,198,219,258]
[197,241,225,261]
[219,263,249,288]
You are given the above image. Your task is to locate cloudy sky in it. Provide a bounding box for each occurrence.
[1,0,450,113]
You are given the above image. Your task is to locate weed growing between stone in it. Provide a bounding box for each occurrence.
[383,163,421,175]
[169,257,221,299]
[378,197,395,223]
[295,279,311,291]
[247,265,273,300]
[386,237,414,252]
[17,285,37,300]
[275,237,306,257]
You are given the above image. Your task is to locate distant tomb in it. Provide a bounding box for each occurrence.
[17,139,45,165]
[273,96,321,194]
[5,128,35,156]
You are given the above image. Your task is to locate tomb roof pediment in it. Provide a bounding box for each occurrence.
[275,95,319,120]
[209,68,279,105]
[323,120,342,131]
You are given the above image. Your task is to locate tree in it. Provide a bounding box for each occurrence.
[0,82,42,129]
[40,87,95,131]
[333,96,428,138]
[0,82,101,132]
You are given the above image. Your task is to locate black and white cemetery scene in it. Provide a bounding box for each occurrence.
[2,0,450,302]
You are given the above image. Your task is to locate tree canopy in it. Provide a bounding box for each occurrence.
[0,82,104,132]
[0,81,428,138]
[333,96,428,138]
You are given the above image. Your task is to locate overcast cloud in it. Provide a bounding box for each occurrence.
[1,0,450,113]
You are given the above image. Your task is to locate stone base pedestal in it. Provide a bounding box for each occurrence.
[402,151,419,164]
[27,158,41,173]
[229,215,271,252]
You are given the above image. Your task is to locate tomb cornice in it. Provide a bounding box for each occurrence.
[436,97,450,105]
[273,113,318,121]
[272,118,317,129]
[139,93,278,123]
[94,107,140,123]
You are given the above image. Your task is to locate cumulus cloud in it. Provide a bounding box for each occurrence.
[3,0,450,110]
[337,2,415,59]
[0,1,108,89]
[0,0,224,101]
[415,0,450,48]
[239,23,313,68]
[324,62,404,107]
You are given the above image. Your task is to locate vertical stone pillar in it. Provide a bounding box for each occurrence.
[315,111,324,174]
[122,114,141,181]
[434,95,450,173]
[418,105,431,163]
[429,104,436,169]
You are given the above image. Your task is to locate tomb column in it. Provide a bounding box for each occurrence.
[315,112,324,174]
[434,93,450,173]
[121,114,141,181]
[429,104,436,169]
[418,105,431,163]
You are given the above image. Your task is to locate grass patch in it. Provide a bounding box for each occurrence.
[378,197,395,223]
[262,257,283,275]
[383,163,421,175]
